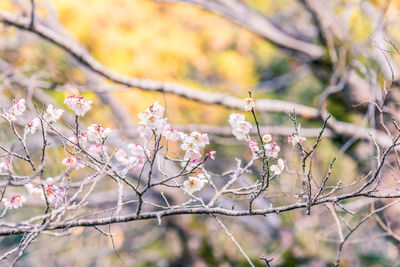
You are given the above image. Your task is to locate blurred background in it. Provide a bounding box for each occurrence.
[1,0,400,266]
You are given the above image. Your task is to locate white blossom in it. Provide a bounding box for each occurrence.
[229,113,252,141]
[137,102,168,138]
[87,124,111,142]
[10,98,26,116]
[64,95,92,116]
[44,104,64,123]
[244,97,255,112]
[183,174,208,194]
[262,134,272,143]
[25,118,41,134]
[270,158,285,175]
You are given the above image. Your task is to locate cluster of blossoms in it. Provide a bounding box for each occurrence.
[138,102,170,140]
[229,113,252,141]
[64,95,93,117]
[2,194,26,210]
[4,98,26,121]
[249,139,259,154]
[135,102,215,193]
[228,98,286,176]
[181,131,209,160]
[25,178,65,206]
[25,104,63,135]
[0,94,292,211]
[183,173,208,194]
[63,94,112,163]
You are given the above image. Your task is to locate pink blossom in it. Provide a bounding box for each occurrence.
[62,156,84,169]
[249,139,259,153]
[44,178,65,205]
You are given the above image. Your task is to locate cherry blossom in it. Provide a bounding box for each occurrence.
[206,151,216,160]
[264,141,280,158]
[62,156,84,169]
[138,102,168,138]
[181,136,202,160]
[3,98,26,121]
[44,104,64,123]
[228,113,245,126]
[87,124,111,142]
[244,97,255,112]
[149,101,164,118]
[262,134,272,143]
[229,113,252,141]
[25,118,41,134]
[69,131,88,146]
[44,178,65,205]
[64,95,93,116]
[10,98,26,116]
[189,131,209,147]
[249,139,259,154]
[270,159,285,175]
[2,194,26,209]
[183,174,208,194]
